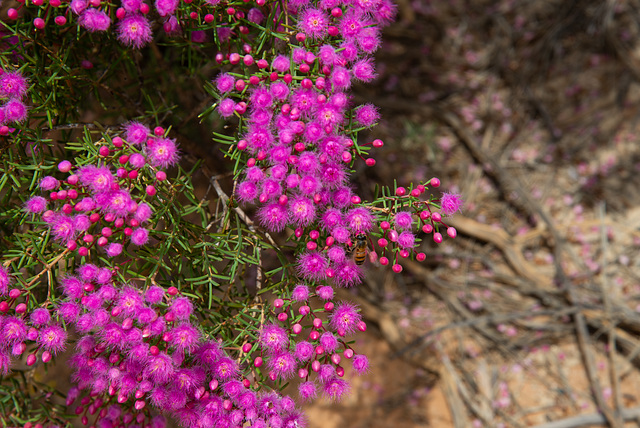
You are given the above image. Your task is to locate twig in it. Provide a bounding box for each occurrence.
[531,405,640,428]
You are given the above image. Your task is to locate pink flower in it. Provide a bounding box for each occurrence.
[441,192,463,215]
[345,207,374,232]
[117,14,153,49]
[50,214,76,243]
[297,251,328,282]
[268,352,297,379]
[334,261,363,287]
[352,58,377,82]
[329,302,361,335]
[354,103,380,127]
[298,381,317,401]
[124,121,150,145]
[38,325,67,354]
[259,324,289,353]
[323,377,350,400]
[291,284,309,301]
[397,231,415,249]
[298,8,329,39]
[130,228,149,246]
[39,176,59,190]
[352,354,369,374]
[289,196,316,227]
[24,196,47,213]
[154,0,178,16]
[169,323,200,352]
[0,71,27,99]
[170,297,193,320]
[271,55,290,73]
[257,203,288,232]
[4,99,27,122]
[146,137,180,168]
[294,341,314,361]
[78,8,111,32]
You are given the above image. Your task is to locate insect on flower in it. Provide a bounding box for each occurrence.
[351,231,368,265]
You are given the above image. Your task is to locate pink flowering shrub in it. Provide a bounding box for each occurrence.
[0,0,462,426]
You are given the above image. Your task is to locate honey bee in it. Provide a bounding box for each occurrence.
[352,232,368,265]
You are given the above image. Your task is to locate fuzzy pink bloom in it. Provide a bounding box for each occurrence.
[50,214,76,243]
[77,165,115,193]
[145,285,165,304]
[236,181,258,203]
[169,323,200,352]
[170,297,193,320]
[354,103,380,127]
[130,228,149,246]
[69,0,88,14]
[330,66,351,91]
[117,14,153,49]
[294,341,314,361]
[291,284,309,301]
[297,251,328,282]
[146,137,180,168]
[329,302,361,335]
[345,207,374,232]
[215,73,235,93]
[289,196,316,227]
[135,202,153,223]
[352,58,377,82]
[0,71,28,99]
[38,325,67,354]
[24,196,47,214]
[441,192,463,215]
[105,242,123,257]
[124,121,150,145]
[217,98,235,118]
[213,357,238,381]
[121,0,142,12]
[257,203,288,232]
[268,352,297,379]
[334,261,363,287]
[129,153,146,168]
[39,176,59,191]
[154,0,177,16]
[323,377,350,400]
[298,8,329,39]
[4,99,27,122]
[144,352,175,383]
[319,332,339,353]
[271,55,290,73]
[352,354,369,374]
[397,231,415,249]
[78,8,111,32]
[298,381,317,401]
[259,324,289,353]
[2,316,26,344]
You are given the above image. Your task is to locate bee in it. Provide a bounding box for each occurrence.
[352,232,368,265]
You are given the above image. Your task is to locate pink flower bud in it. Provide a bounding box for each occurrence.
[306,242,317,250]
[324,301,334,311]
[309,230,319,240]
[277,312,288,322]
[309,330,319,341]
[422,224,433,233]
[292,323,302,334]
[431,212,442,222]
[372,139,384,148]
[392,264,403,273]
[336,365,345,377]
[447,227,457,238]
[388,230,398,242]
[298,368,308,378]
[33,18,45,29]
[253,357,263,368]
[311,360,321,372]
[26,353,37,366]
[365,158,376,167]
[41,351,52,363]
[299,305,310,315]
[431,177,441,187]
[433,232,443,243]
[78,247,88,256]
[395,187,406,196]
[416,252,426,261]
[315,345,324,355]
[167,286,178,296]
[379,256,389,266]
[341,151,352,163]
[274,298,284,308]
[134,400,146,410]
[351,195,361,204]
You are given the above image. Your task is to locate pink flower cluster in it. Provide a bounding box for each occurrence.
[57,265,305,427]
[252,294,368,402]
[0,266,68,374]
[0,68,29,132]
[24,122,178,258]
